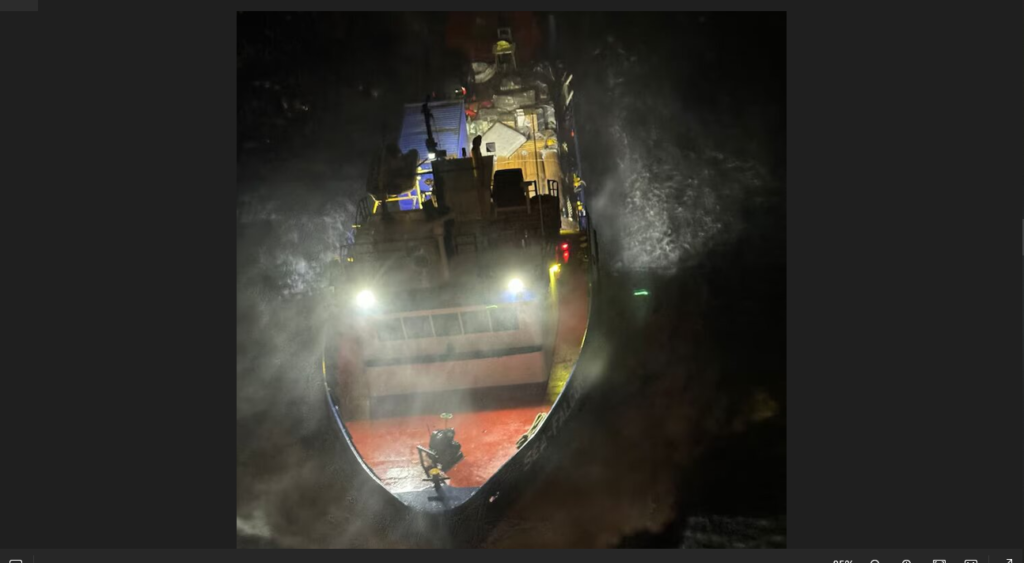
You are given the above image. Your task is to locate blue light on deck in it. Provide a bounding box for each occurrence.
[501,288,537,303]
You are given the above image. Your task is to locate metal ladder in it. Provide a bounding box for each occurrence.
[341,195,375,261]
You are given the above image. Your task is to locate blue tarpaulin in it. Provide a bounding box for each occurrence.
[396,100,468,210]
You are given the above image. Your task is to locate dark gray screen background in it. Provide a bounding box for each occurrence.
[0,0,38,12]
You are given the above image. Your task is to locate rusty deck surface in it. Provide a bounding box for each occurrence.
[346,244,590,492]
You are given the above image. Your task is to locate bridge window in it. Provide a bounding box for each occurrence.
[402,315,434,339]
[431,313,463,337]
[375,318,405,342]
[489,307,519,332]
[460,310,491,334]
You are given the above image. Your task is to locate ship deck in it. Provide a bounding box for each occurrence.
[346,236,590,493]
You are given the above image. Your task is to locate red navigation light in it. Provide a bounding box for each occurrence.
[563,250,570,263]
[561,242,569,249]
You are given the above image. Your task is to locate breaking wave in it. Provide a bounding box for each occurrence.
[588,37,770,274]
[237,181,356,299]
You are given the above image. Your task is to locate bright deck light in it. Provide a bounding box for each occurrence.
[355,289,376,309]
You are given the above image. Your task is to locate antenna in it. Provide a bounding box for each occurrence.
[422,95,439,160]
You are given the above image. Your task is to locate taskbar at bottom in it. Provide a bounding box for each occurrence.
[1,548,1021,561]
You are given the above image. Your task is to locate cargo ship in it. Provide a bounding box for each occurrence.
[324,16,592,503]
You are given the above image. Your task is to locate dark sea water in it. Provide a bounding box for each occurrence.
[236,12,785,547]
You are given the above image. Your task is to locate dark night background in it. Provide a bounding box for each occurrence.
[237,11,785,547]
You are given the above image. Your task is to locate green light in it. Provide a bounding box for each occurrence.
[633,290,649,296]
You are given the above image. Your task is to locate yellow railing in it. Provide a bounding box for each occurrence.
[369,181,430,214]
